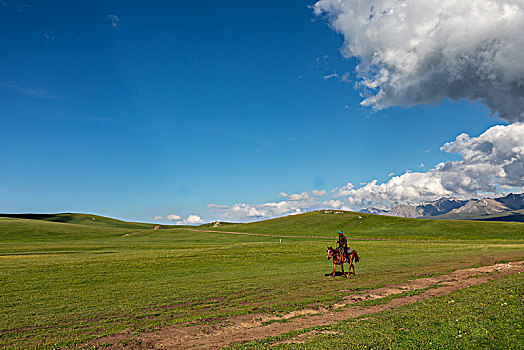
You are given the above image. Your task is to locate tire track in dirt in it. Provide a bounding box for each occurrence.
[87,261,524,350]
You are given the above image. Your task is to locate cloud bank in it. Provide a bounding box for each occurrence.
[313,0,524,122]
[209,123,524,221]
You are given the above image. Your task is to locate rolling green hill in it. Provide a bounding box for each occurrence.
[1,210,523,243]
[0,217,133,242]
[204,210,524,240]
[198,221,235,228]
[0,213,187,242]
[0,213,162,229]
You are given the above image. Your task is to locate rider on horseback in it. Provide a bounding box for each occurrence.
[336,230,350,260]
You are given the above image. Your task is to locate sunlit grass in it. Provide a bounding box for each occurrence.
[0,215,523,348]
[208,210,524,240]
[229,273,524,349]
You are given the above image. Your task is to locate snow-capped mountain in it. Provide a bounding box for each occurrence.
[440,198,511,219]
[359,193,524,220]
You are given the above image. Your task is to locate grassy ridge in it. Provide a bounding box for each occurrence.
[0,213,163,230]
[0,217,134,242]
[0,213,182,242]
[3,211,523,242]
[207,210,524,240]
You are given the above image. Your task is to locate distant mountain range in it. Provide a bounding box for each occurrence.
[360,193,524,222]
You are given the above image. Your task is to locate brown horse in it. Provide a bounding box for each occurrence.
[327,246,360,278]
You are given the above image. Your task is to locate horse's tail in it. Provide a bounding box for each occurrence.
[353,250,360,263]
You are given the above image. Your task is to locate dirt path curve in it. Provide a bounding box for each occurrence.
[90,261,524,350]
[184,228,423,242]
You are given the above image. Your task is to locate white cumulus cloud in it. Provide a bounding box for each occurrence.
[287,192,311,201]
[208,124,524,221]
[440,123,524,189]
[166,214,182,221]
[331,182,354,198]
[208,193,317,222]
[314,0,524,122]
[312,189,327,196]
[176,214,204,225]
[333,123,524,208]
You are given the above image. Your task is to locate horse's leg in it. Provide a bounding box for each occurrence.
[332,263,336,278]
[341,260,347,278]
[350,255,356,275]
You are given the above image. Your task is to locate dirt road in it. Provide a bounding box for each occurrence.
[88,260,524,349]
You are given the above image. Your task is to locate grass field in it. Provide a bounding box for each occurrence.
[205,210,524,240]
[0,213,162,230]
[0,213,523,349]
[228,273,524,349]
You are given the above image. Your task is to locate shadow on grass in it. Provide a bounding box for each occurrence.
[325,271,355,277]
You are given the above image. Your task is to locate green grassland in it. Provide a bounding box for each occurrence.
[0,213,172,230]
[0,217,132,242]
[228,273,524,349]
[207,210,524,240]
[0,213,523,349]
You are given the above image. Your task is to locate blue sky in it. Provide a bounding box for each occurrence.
[1,0,521,223]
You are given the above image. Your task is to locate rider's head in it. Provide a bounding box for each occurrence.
[338,230,343,235]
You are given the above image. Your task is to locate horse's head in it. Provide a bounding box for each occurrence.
[327,246,333,260]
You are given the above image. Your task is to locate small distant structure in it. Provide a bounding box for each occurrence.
[153,225,160,230]
[91,218,96,221]
[358,216,362,219]
[323,210,344,214]
[212,221,222,227]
